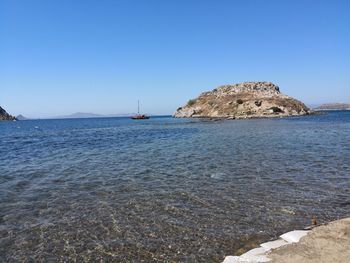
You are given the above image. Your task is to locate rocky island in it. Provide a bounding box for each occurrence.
[174,81,311,119]
[0,106,17,121]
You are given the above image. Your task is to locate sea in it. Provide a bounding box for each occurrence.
[1,111,349,262]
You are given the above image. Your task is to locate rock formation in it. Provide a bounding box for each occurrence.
[0,106,17,121]
[174,82,311,119]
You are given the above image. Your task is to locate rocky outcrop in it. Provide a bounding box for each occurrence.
[0,106,17,121]
[174,82,311,119]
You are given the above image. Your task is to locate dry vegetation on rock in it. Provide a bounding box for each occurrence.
[174,82,311,119]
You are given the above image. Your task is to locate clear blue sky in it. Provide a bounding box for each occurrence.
[1,0,349,118]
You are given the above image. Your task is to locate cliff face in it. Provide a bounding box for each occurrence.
[0,106,17,121]
[174,82,311,119]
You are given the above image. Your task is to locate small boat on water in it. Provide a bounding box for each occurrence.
[131,100,150,120]
[132,114,150,120]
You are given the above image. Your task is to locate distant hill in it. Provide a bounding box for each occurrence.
[52,112,135,119]
[0,106,17,121]
[314,103,350,110]
[57,112,104,119]
[16,114,28,120]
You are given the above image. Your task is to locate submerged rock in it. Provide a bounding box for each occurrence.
[0,106,17,121]
[174,82,311,119]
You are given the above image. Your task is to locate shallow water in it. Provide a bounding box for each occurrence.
[1,112,350,262]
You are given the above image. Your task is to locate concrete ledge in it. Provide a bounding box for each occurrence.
[260,239,289,250]
[279,230,309,243]
[222,230,310,263]
[223,255,270,263]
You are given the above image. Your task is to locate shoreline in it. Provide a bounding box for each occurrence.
[173,110,324,120]
[223,217,350,263]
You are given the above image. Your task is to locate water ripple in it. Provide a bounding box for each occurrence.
[0,113,350,262]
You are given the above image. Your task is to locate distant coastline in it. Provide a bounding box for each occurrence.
[52,112,133,119]
[314,103,350,111]
[26,114,172,121]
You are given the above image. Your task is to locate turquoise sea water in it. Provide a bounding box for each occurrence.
[1,112,350,262]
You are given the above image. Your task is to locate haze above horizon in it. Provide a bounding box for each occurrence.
[1,0,349,118]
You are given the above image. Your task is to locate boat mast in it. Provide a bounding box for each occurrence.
[138,100,140,114]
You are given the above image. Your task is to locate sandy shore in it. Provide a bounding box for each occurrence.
[224,217,350,263]
[268,217,350,263]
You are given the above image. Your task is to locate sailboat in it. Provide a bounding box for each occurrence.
[131,100,150,120]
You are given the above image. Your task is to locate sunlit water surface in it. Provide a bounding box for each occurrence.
[1,112,350,262]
